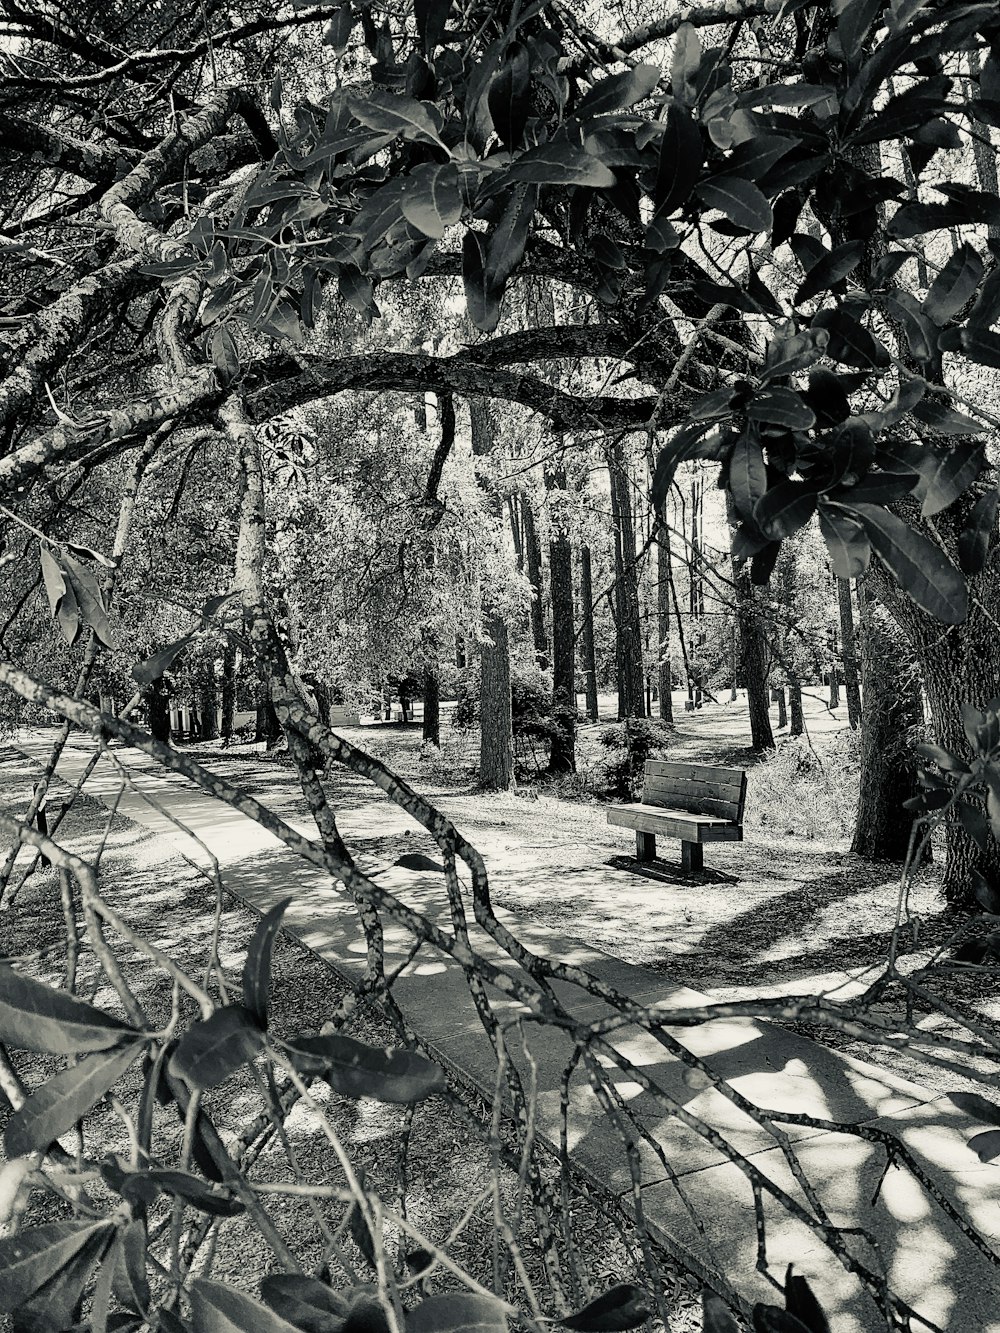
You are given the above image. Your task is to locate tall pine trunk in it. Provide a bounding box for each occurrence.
[656,505,674,723]
[838,577,862,728]
[521,495,548,669]
[546,464,576,774]
[608,445,645,720]
[198,661,219,741]
[471,400,515,790]
[788,673,803,737]
[422,666,440,748]
[579,546,599,722]
[221,643,236,739]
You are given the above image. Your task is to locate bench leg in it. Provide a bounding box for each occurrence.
[681,840,703,873]
[636,831,656,862]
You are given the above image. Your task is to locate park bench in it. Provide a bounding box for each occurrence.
[607,760,747,873]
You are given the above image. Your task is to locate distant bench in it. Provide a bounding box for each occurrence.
[607,760,747,873]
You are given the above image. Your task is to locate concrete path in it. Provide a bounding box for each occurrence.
[8,734,1000,1332]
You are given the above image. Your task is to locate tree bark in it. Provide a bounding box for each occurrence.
[521,494,548,668]
[773,687,788,730]
[480,611,514,789]
[788,673,803,737]
[147,677,171,744]
[198,661,219,741]
[470,399,515,790]
[656,505,674,723]
[608,444,645,720]
[579,545,599,722]
[221,642,237,739]
[255,683,282,746]
[733,557,774,751]
[851,586,926,863]
[865,497,1000,903]
[422,666,440,747]
[838,577,862,729]
[546,465,576,774]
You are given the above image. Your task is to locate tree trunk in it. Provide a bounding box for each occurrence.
[865,497,1000,903]
[656,506,674,723]
[838,577,862,728]
[470,399,516,790]
[255,683,282,746]
[579,545,599,722]
[147,677,171,744]
[521,494,548,669]
[773,687,788,730]
[221,642,237,739]
[734,559,775,752]
[546,466,576,774]
[788,674,803,737]
[480,611,514,789]
[851,587,926,862]
[198,661,219,741]
[422,666,440,747]
[608,445,645,720]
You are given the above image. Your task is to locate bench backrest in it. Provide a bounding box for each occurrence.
[642,760,747,824]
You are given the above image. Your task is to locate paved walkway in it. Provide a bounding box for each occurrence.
[8,734,1000,1332]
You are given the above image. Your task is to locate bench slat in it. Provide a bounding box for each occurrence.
[641,785,740,821]
[643,773,742,802]
[645,759,746,787]
[607,804,743,843]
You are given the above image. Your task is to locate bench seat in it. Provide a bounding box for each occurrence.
[607,803,743,843]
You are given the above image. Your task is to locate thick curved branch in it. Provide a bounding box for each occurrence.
[247,352,660,433]
[0,110,131,184]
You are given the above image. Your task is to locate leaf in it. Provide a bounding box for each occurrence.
[753,482,818,541]
[559,1284,652,1331]
[0,1220,115,1315]
[651,424,729,510]
[923,243,984,325]
[698,176,772,231]
[849,504,968,624]
[671,22,702,105]
[400,163,462,239]
[349,1198,378,1270]
[806,368,851,426]
[64,541,115,568]
[414,0,449,53]
[0,963,137,1054]
[339,268,375,318]
[958,490,999,576]
[61,553,116,648]
[795,240,864,305]
[968,1130,1000,1162]
[703,1292,739,1332]
[209,325,240,386]
[956,326,1000,371]
[113,1221,150,1316]
[505,141,615,189]
[0,1220,115,1332]
[462,230,501,333]
[323,5,354,52]
[837,0,886,59]
[751,540,782,584]
[5,1041,143,1156]
[39,545,66,617]
[168,1005,264,1090]
[784,1267,830,1333]
[729,432,767,521]
[747,388,815,431]
[889,200,995,238]
[408,1294,508,1333]
[576,64,660,119]
[948,1091,1000,1127]
[282,1032,445,1103]
[190,1279,305,1333]
[259,1275,350,1333]
[132,636,193,686]
[811,308,889,369]
[818,506,871,577]
[243,897,292,1028]
[487,184,535,288]
[654,103,703,217]
[349,92,444,147]
[132,1171,243,1217]
[917,443,985,518]
[488,43,530,151]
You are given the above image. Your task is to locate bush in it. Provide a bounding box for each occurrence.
[596,716,674,800]
[747,731,861,841]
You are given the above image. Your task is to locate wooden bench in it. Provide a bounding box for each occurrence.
[607,760,747,873]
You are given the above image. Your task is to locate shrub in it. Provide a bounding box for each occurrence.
[596,717,674,799]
